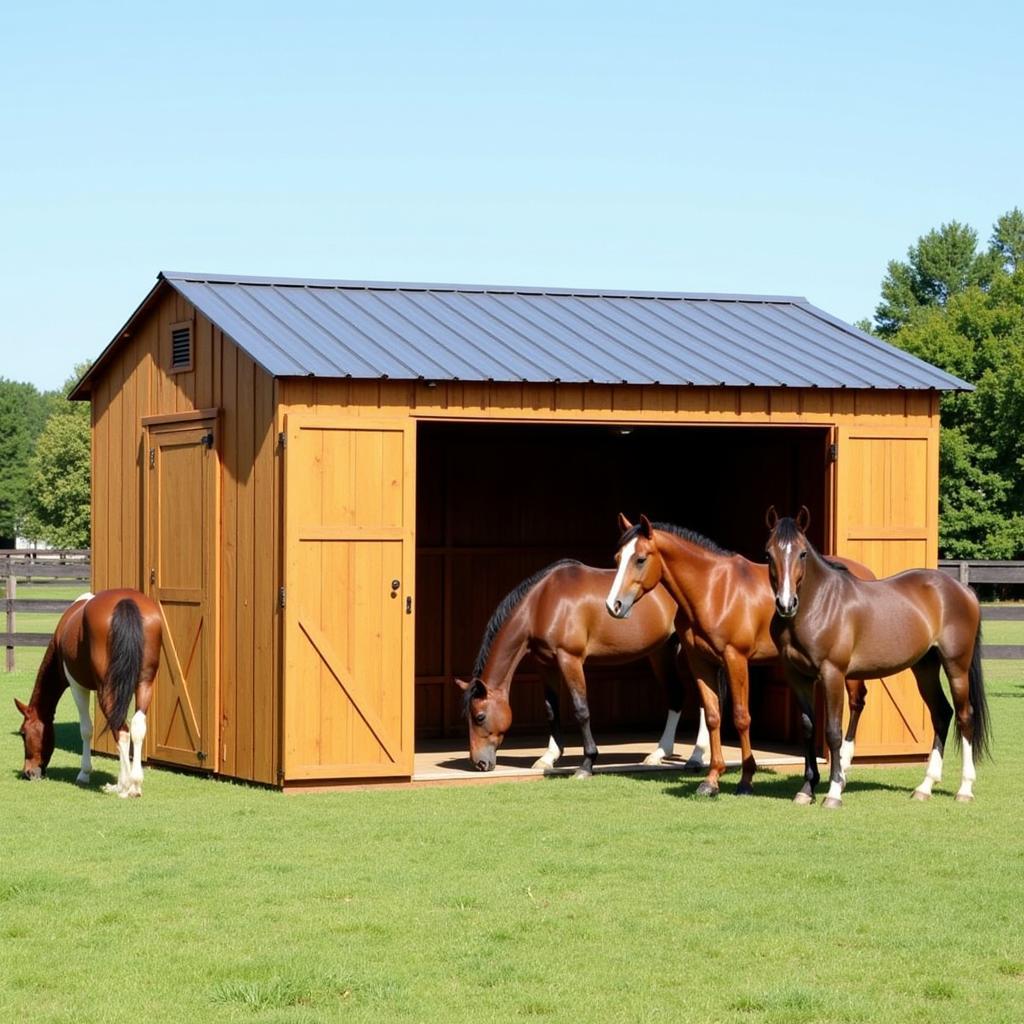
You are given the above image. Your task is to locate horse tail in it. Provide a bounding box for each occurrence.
[966,620,990,760]
[105,598,144,734]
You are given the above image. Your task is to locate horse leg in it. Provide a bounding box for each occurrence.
[556,652,598,779]
[125,679,154,798]
[910,651,951,801]
[939,648,978,802]
[644,642,684,766]
[787,674,820,805]
[67,679,94,786]
[532,671,566,771]
[691,653,725,797]
[820,664,848,809]
[722,647,755,795]
[840,678,867,782]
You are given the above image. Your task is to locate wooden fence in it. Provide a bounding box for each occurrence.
[3,553,1024,669]
[2,550,91,670]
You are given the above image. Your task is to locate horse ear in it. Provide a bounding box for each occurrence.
[13,697,28,717]
[639,514,653,539]
[470,678,487,700]
[765,505,778,529]
[454,678,471,692]
[796,506,811,531]
[617,512,633,533]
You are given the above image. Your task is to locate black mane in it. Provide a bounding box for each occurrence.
[773,517,850,572]
[471,559,582,680]
[617,521,733,558]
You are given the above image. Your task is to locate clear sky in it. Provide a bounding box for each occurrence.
[2,1,1020,391]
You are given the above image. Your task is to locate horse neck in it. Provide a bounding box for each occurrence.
[800,543,841,609]
[655,532,717,621]
[479,602,532,695]
[27,641,67,723]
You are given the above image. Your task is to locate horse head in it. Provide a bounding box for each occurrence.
[606,513,663,619]
[14,697,52,780]
[455,677,512,771]
[764,505,811,619]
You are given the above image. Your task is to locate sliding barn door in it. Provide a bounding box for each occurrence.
[282,416,415,781]
[144,419,219,770]
[833,425,938,756]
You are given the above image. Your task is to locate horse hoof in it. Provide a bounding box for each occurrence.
[822,796,842,810]
[954,793,975,804]
[695,781,719,798]
[911,789,930,802]
[531,758,554,771]
[75,774,91,787]
[792,792,815,806]
[102,783,121,795]
[682,760,707,774]
[572,769,593,780]
[642,751,665,766]
[734,783,754,797]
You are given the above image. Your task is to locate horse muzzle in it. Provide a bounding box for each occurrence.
[21,766,44,781]
[775,596,799,619]
[606,595,633,619]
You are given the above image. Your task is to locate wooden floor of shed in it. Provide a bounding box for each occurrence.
[413,733,807,784]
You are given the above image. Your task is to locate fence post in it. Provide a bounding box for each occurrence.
[5,575,14,672]
[958,561,970,586]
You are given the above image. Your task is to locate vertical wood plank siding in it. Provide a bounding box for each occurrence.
[88,286,280,783]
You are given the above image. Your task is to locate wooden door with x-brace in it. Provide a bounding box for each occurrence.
[145,416,219,770]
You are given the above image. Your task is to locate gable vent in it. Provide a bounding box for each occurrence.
[170,325,192,370]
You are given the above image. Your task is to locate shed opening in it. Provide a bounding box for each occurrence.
[414,420,832,771]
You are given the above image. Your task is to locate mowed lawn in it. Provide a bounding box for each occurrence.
[1,598,1022,1024]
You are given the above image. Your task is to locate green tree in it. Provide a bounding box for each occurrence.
[0,379,50,546]
[874,213,1024,557]
[21,412,92,548]
[874,220,1000,337]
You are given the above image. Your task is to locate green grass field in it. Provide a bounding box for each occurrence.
[1,603,1022,1024]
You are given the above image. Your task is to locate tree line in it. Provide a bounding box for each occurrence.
[861,207,1024,558]
[0,365,91,549]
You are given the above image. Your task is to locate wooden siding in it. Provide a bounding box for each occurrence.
[88,285,280,783]
[279,378,941,768]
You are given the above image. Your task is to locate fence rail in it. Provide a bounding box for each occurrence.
[4,554,1024,667]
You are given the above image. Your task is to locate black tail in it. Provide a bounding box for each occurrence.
[967,621,991,760]
[105,599,143,734]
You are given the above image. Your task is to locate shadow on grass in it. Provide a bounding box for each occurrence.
[616,767,913,801]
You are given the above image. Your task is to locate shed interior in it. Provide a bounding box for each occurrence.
[414,420,832,755]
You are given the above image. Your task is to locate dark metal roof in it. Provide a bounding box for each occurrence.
[72,271,973,397]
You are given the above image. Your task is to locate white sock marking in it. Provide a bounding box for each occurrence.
[65,672,94,783]
[606,538,638,615]
[840,738,855,773]
[957,737,975,800]
[128,710,147,796]
[536,734,562,769]
[915,742,944,797]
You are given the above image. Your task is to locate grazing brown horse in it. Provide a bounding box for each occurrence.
[14,589,162,797]
[764,507,989,807]
[457,560,709,778]
[605,514,876,797]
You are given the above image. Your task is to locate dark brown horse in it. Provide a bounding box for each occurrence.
[606,515,876,796]
[14,589,162,797]
[764,507,989,807]
[457,560,708,778]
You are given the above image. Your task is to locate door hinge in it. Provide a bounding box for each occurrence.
[828,442,838,463]
[278,431,287,450]
[406,596,412,614]
[149,568,156,584]
[200,431,214,449]
[279,586,286,609]
[149,447,155,468]
[196,750,207,762]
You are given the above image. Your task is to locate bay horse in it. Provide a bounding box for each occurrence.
[605,514,876,797]
[14,589,162,797]
[764,506,989,808]
[457,559,709,778]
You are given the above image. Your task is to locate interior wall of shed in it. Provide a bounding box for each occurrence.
[414,421,831,748]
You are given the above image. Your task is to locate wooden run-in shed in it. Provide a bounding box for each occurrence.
[71,272,968,789]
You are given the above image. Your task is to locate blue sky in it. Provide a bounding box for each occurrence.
[2,1,1020,390]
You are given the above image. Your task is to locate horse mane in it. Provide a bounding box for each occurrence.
[617,521,734,558]
[471,559,583,680]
